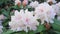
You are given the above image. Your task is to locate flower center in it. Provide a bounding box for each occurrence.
[26,18,29,22]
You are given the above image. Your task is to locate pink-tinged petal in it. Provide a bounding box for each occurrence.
[9,9,39,32]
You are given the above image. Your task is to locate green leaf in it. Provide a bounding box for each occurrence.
[54,31,60,34]
[1,9,9,17]
[51,19,60,32]
[36,25,46,33]
[18,31,26,34]
[28,31,35,34]
[2,19,10,27]
[12,31,26,34]
[2,30,14,34]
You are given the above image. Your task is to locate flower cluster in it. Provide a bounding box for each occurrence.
[34,3,56,24]
[9,1,56,32]
[0,0,60,34]
[9,9,39,32]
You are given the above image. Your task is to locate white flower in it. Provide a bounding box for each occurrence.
[23,0,28,5]
[0,28,3,34]
[24,9,39,31]
[0,26,3,34]
[51,2,60,16]
[0,14,6,20]
[29,1,39,8]
[57,16,60,20]
[56,2,60,7]
[0,20,3,34]
[52,4,60,16]
[34,3,56,24]
[15,0,21,5]
[55,2,60,15]
[9,9,39,32]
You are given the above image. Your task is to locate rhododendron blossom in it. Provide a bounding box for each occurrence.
[34,3,56,24]
[29,1,39,8]
[9,9,39,32]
